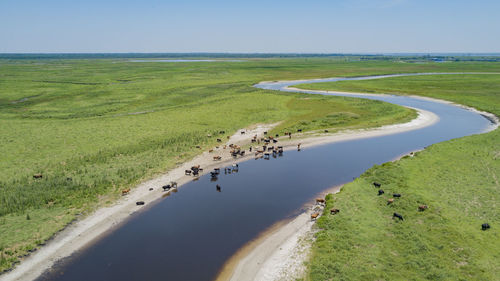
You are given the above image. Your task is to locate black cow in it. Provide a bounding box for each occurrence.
[378,189,384,196]
[136,201,145,206]
[393,193,401,198]
[393,213,404,220]
[185,170,192,175]
[216,184,221,192]
[482,223,491,230]
[162,185,171,191]
[373,182,381,188]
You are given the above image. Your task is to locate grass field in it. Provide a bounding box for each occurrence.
[299,74,500,280]
[1,58,500,272]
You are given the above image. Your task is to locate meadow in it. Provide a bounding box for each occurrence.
[1,57,500,272]
[299,74,500,280]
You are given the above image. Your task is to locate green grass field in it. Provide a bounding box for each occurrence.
[1,58,500,272]
[299,74,500,280]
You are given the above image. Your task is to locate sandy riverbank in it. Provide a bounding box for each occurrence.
[0,105,438,281]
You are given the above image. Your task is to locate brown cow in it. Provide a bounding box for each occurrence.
[330,208,340,215]
[418,205,428,211]
[387,198,394,205]
[213,156,222,161]
[209,149,214,153]
[316,198,325,204]
[33,173,43,179]
[311,213,320,220]
[121,188,130,195]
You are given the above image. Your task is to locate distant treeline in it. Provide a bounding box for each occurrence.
[1,53,499,61]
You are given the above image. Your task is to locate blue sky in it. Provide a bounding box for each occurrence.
[1,0,499,53]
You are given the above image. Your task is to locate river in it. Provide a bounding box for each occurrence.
[36,73,495,281]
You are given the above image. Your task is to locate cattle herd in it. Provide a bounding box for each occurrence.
[118,129,305,206]
[114,129,491,231]
[310,198,340,220]
[372,181,490,229]
[307,180,491,231]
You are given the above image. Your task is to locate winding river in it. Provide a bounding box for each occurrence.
[36,73,495,281]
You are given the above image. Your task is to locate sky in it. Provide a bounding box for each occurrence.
[1,0,499,53]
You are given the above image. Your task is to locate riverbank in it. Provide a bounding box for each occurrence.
[219,185,341,281]
[0,105,436,281]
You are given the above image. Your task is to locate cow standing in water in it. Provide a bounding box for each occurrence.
[216,184,221,192]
